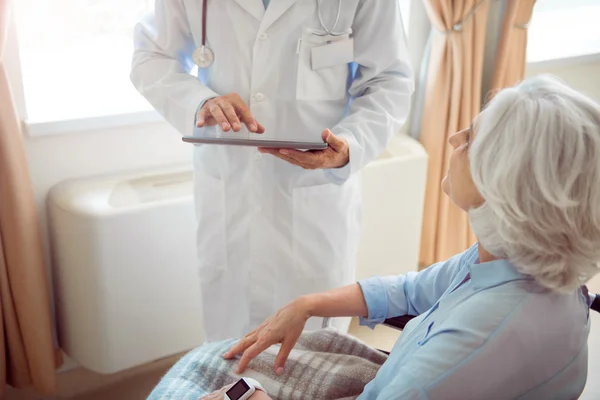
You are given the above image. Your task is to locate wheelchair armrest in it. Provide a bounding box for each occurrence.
[592,293,600,313]
[383,315,417,331]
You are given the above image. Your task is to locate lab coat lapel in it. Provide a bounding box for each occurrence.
[259,0,298,33]
[232,0,265,21]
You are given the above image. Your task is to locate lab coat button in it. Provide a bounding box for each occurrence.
[259,33,269,41]
[254,93,265,102]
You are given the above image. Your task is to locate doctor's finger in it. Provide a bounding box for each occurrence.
[276,154,315,169]
[323,129,348,152]
[208,103,231,132]
[196,107,213,127]
[234,102,259,133]
[279,149,325,167]
[259,149,311,168]
[216,101,242,131]
[255,122,266,134]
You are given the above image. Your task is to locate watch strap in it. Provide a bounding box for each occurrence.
[243,377,265,393]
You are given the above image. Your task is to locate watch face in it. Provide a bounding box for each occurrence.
[226,379,251,400]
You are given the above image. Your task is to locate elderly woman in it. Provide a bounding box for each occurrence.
[149,75,599,400]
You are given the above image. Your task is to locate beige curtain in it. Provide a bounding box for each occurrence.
[0,0,60,396]
[491,0,537,93]
[418,0,489,266]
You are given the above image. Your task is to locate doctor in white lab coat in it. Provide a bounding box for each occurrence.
[131,0,414,342]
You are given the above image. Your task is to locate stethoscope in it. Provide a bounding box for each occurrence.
[192,0,214,68]
[313,0,345,37]
[193,0,345,69]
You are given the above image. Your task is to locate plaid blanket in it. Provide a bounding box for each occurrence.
[147,328,388,400]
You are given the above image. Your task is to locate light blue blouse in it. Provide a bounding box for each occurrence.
[357,244,591,399]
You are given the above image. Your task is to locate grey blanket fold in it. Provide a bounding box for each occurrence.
[147,328,388,400]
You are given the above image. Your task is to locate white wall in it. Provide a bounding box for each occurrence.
[23,119,192,371]
[525,56,600,100]
[526,55,600,400]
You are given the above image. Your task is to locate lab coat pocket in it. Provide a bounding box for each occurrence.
[296,29,354,101]
[193,172,227,276]
[292,180,360,288]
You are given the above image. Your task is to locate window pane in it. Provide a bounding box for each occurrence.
[15,1,412,123]
[15,0,155,123]
[527,0,600,63]
[399,0,411,34]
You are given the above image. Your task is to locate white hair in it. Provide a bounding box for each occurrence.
[468,75,600,292]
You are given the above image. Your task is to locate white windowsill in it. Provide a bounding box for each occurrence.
[23,110,165,137]
[22,52,600,138]
[527,52,600,70]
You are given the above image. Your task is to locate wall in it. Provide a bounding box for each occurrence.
[525,56,600,100]
[23,119,193,373]
[525,55,600,400]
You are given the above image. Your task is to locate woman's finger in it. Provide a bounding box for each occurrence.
[236,336,276,374]
[225,317,275,359]
[198,385,228,400]
[224,335,257,359]
[274,336,297,375]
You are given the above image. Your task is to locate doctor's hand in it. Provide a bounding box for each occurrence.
[258,129,349,170]
[223,297,312,375]
[196,93,266,134]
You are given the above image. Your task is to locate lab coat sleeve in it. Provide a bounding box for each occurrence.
[325,0,414,183]
[357,245,477,328]
[130,0,218,136]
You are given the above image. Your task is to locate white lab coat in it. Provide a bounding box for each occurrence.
[131,0,413,342]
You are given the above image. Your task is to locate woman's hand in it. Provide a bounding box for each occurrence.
[199,385,272,400]
[223,297,312,375]
[198,384,232,399]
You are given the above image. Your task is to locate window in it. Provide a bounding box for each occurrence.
[15,1,413,126]
[527,0,600,63]
[399,0,411,36]
[14,0,155,124]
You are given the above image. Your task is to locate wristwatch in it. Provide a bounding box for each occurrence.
[225,377,265,400]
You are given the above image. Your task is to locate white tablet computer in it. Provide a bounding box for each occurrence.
[181,136,328,150]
